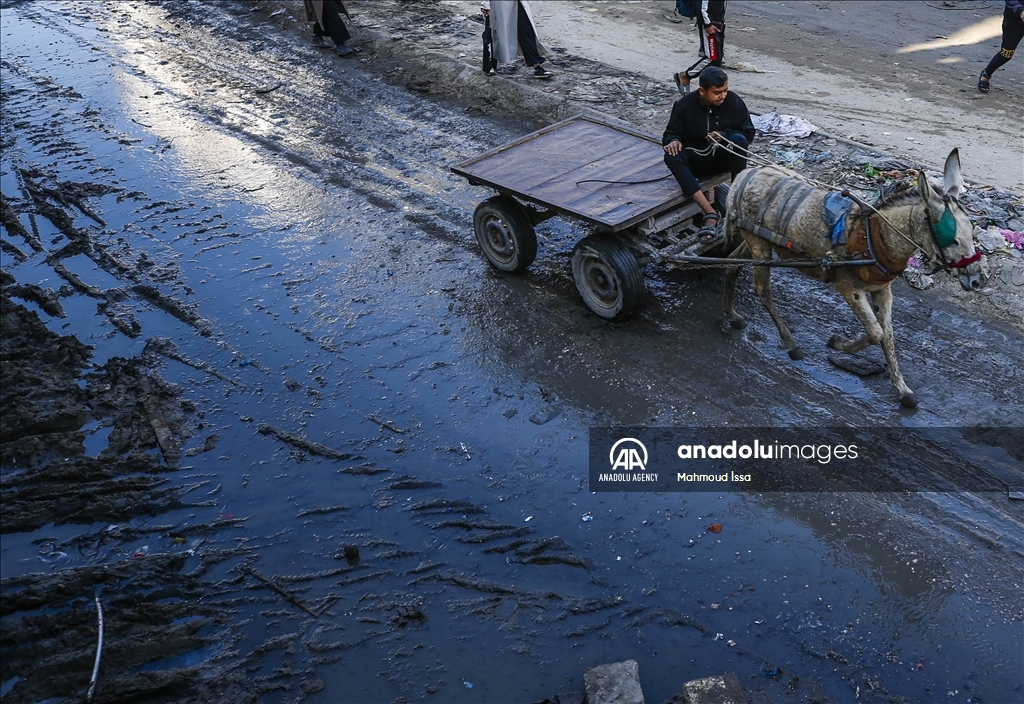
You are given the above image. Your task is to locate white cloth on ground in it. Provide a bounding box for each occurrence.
[751,111,817,138]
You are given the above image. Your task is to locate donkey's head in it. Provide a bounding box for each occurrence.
[917,149,983,291]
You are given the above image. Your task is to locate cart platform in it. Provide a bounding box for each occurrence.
[451,114,689,233]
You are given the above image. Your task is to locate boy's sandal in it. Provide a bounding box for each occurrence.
[697,213,721,242]
[978,71,990,93]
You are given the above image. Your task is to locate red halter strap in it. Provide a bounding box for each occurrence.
[949,250,982,269]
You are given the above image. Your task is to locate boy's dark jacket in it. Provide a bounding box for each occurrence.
[662,91,755,150]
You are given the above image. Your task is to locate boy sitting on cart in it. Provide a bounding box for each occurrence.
[662,67,755,241]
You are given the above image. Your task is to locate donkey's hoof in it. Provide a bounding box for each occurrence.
[729,317,747,330]
[788,347,804,361]
[900,392,919,409]
[827,335,843,350]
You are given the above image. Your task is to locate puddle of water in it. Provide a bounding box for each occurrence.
[139,645,219,672]
[79,420,112,458]
[1,2,1021,703]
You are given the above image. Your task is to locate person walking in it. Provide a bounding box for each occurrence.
[662,67,754,241]
[480,0,553,78]
[979,0,1024,92]
[304,0,354,56]
[672,0,727,95]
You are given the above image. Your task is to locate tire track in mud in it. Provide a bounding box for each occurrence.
[2,10,651,699]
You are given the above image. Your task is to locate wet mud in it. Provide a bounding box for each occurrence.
[2,1,1022,703]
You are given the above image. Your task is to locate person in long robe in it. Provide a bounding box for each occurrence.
[304,0,354,56]
[480,0,553,78]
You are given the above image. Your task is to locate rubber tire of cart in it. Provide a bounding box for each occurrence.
[570,234,646,321]
[473,195,538,274]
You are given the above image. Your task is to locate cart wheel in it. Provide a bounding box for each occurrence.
[473,196,537,274]
[570,235,646,321]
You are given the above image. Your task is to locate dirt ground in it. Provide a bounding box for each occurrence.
[2,2,1022,703]
[513,0,1024,192]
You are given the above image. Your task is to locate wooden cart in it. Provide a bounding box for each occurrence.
[451,113,731,320]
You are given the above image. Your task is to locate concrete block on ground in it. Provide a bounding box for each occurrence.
[680,673,747,704]
[583,659,644,704]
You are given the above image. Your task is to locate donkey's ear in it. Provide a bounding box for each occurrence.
[917,167,937,203]
[943,148,963,199]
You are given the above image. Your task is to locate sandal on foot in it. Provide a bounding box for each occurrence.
[697,213,721,242]
[672,72,689,96]
[978,71,990,93]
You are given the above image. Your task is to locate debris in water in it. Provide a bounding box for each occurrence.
[708,523,722,533]
[85,596,104,703]
[257,424,357,460]
[529,405,561,425]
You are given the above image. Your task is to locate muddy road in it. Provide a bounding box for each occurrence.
[1,1,1022,703]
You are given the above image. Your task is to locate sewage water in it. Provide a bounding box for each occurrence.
[1,2,1021,703]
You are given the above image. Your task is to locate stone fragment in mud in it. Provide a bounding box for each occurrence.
[679,672,749,704]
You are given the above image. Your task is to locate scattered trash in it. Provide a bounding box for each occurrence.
[753,110,817,138]
[463,681,474,690]
[773,149,806,164]
[806,150,832,163]
[132,545,149,558]
[845,148,911,171]
[977,228,1008,252]
[1001,229,1024,250]
[524,515,533,522]
[904,267,935,290]
[759,664,781,679]
[708,523,722,533]
[582,512,593,522]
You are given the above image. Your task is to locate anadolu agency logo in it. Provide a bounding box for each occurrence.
[609,437,648,471]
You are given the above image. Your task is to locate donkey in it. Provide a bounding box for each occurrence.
[722,149,983,408]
